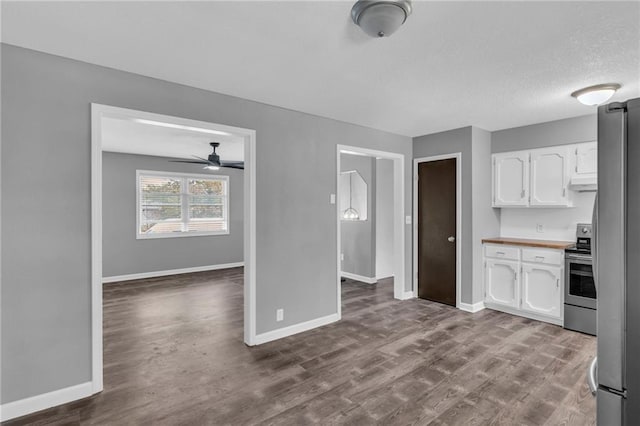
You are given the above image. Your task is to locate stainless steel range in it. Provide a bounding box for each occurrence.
[564,223,596,335]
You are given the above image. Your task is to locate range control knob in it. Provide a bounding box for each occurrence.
[582,227,589,234]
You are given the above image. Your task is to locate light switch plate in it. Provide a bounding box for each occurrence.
[276,309,284,322]
[330,194,336,204]
[405,216,412,225]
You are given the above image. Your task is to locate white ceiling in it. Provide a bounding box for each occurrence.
[102,117,244,161]
[2,1,639,137]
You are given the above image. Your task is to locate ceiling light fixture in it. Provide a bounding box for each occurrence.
[571,83,621,106]
[135,119,232,136]
[343,172,360,221]
[351,0,412,38]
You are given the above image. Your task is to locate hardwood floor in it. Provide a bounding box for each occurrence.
[6,269,596,425]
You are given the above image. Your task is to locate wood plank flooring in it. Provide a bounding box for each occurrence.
[6,269,596,425]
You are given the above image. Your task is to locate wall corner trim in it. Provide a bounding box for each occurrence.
[340,271,377,284]
[253,313,340,345]
[0,382,93,422]
[398,290,416,300]
[458,301,486,313]
[102,262,244,283]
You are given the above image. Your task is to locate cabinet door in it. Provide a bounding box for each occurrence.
[530,147,571,206]
[485,259,520,308]
[521,264,562,319]
[493,152,529,207]
[575,142,598,175]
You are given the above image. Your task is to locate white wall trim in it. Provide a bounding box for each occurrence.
[91,105,258,404]
[253,313,340,345]
[0,382,93,422]
[458,301,486,313]
[398,290,416,300]
[337,145,407,313]
[103,262,244,284]
[340,271,377,284]
[413,153,463,310]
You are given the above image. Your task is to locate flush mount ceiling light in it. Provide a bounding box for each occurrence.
[571,83,621,106]
[351,0,412,38]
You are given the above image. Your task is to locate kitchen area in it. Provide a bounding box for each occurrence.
[482,139,597,336]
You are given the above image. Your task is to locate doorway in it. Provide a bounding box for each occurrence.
[413,153,461,308]
[336,145,407,316]
[91,104,257,394]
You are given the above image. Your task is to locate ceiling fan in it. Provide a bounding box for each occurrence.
[170,142,244,170]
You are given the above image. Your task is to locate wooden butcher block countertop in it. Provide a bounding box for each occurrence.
[482,237,575,250]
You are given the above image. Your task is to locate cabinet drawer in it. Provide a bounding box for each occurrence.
[521,248,563,265]
[485,245,520,260]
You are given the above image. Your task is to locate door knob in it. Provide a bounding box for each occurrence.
[448,236,455,242]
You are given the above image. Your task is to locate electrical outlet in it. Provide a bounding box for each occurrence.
[340,253,344,261]
[536,224,544,233]
[276,309,284,322]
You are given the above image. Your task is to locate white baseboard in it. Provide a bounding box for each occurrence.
[376,274,394,280]
[398,290,415,300]
[458,301,486,313]
[103,262,244,283]
[340,271,377,284]
[0,381,93,422]
[254,313,340,345]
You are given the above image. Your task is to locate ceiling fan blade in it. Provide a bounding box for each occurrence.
[169,160,210,165]
[220,160,244,166]
[221,164,244,170]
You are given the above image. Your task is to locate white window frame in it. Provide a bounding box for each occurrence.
[136,169,229,239]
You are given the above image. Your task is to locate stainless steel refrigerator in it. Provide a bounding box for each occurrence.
[588,97,640,424]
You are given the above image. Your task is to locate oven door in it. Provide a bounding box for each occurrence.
[565,254,597,309]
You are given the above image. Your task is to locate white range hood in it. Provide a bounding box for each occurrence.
[569,175,597,192]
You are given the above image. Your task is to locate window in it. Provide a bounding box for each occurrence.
[137,170,229,238]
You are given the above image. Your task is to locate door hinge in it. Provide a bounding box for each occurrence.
[563,188,566,197]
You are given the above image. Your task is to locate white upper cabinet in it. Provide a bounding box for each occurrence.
[492,152,529,207]
[574,141,598,176]
[530,146,571,207]
[520,264,562,319]
[485,259,520,308]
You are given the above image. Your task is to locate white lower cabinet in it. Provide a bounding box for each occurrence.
[521,264,562,319]
[484,244,563,325]
[485,260,520,309]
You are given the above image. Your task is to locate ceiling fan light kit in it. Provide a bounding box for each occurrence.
[571,83,621,106]
[342,172,360,221]
[351,0,412,38]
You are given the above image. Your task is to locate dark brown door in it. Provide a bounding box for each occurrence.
[418,158,457,306]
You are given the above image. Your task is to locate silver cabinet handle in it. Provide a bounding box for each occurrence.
[587,356,598,396]
[448,236,455,242]
[556,278,559,288]
[535,256,545,261]
[496,251,505,255]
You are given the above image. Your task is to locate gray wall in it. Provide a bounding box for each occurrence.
[1,44,412,403]
[102,152,243,278]
[413,127,474,304]
[492,114,596,153]
[375,158,394,279]
[471,128,500,304]
[340,154,376,279]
